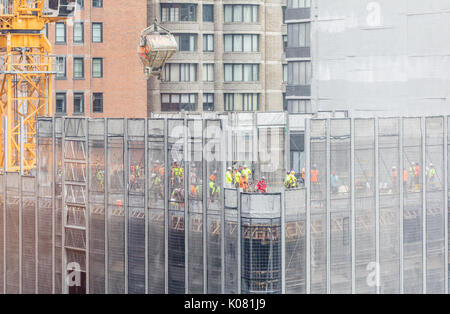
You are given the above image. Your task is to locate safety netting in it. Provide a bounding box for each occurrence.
[21,175,36,293]
[224,188,239,293]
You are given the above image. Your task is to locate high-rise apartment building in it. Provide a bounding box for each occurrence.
[48,0,147,117]
[147,0,287,113]
[285,0,312,114]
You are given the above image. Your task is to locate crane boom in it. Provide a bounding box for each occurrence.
[0,0,70,172]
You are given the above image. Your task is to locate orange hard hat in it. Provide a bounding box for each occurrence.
[115,200,123,207]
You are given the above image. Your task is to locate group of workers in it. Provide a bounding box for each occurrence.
[392,162,437,192]
[225,164,267,193]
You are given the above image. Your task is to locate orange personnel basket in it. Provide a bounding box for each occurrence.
[138,20,177,80]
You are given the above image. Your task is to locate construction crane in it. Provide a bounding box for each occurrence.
[138,19,177,80]
[0,0,74,172]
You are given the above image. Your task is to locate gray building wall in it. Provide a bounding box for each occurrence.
[313,0,450,116]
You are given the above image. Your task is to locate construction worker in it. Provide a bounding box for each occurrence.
[239,170,249,192]
[311,165,319,185]
[170,188,185,209]
[428,163,436,188]
[284,171,292,188]
[330,171,339,194]
[225,167,233,188]
[301,167,305,184]
[234,168,241,188]
[403,168,408,192]
[414,162,421,191]
[287,171,297,189]
[408,162,415,190]
[209,178,220,202]
[209,170,217,183]
[256,177,267,193]
[96,166,105,191]
[392,166,398,193]
[151,173,163,200]
[241,165,252,181]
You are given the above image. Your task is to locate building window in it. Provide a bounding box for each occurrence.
[162,63,197,82]
[56,56,66,79]
[55,92,66,114]
[203,93,214,111]
[73,22,84,43]
[73,57,84,79]
[203,34,214,52]
[282,6,286,24]
[202,64,214,82]
[92,58,103,78]
[287,0,311,8]
[288,99,311,113]
[161,93,197,111]
[42,24,49,38]
[203,4,214,22]
[224,64,259,82]
[283,93,288,111]
[224,5,258,23]
[283,64,288,82]
[93,93,103,113]
[55,22,66,43]
[92,23,103,43]
[224,93,259,111]
[92,0,102,8]
[224,34,258,52]
[76,0,84,9]
[283,35,288,52]
[161,3,197,22]
[174,33,197,51]
[288,61,311,85]
[74,92,84,114]
[288,23,310,48]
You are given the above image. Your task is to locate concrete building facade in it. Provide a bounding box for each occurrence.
[48,0,148,117]
[147,0,288,113]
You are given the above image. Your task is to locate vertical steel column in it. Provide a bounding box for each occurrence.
[61,117,66,294]
[281,188,286,294]
[374,118,380,294]
[124,118,128,294]
[104,118,109,294]
[19,117,23,294]
[444,116,449,294]
[2,116,5,294]
[144,119,149,294]
[350,118,356,294]
[164,118,169,294]
[421,117,427,293]
[305,118,311,294]
[34,118,39,294]
[202,119,207,294]
[237,188,241,294]
[183,118,189,294]
[326,118,331,294]
[85,118,90,294]
[399,117,404,294]
[220,118,226,294]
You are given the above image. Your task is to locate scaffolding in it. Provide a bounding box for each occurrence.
[0,114,447,294]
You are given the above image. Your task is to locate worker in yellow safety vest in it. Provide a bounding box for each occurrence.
[234,168,241,188]
[288,171,297,188]
[226,167,233,188]
[241,165,252,181]
[284,171,291,188]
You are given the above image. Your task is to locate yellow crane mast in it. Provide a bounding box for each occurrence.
[0,0,73,172]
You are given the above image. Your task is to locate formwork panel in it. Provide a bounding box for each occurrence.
[187,119,203,294]
[284,188,306,293]
[107,119,125,294]
[37,134,53,294]
[167,119,185,294]
[309,119,327,293]
[88,119,105,294]
[205,120,222,293]
[425,117,445,293]
[354,119,376,294]
[378,118,400,293]
[5,172,19,293]
[330,119,352,293]
[224,188,238,293]
[402,118,423,293]
[127,119,146,294]
[22,175,36,294]
[148,119,165,293]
